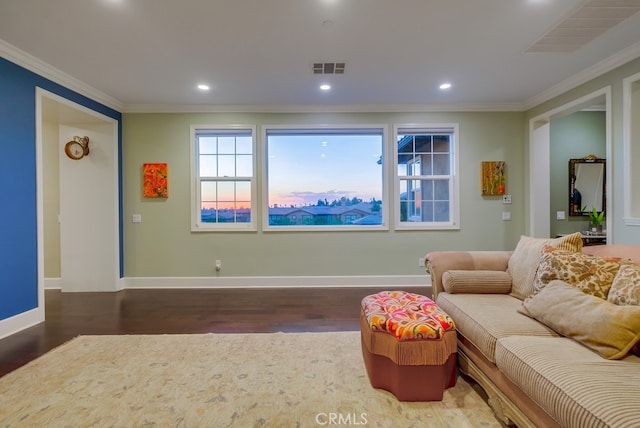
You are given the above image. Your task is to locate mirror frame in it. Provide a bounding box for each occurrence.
[569,156,606,217]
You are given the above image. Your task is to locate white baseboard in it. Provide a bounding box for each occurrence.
[0,307,44,340]
[44,275,430,290]
[44,277,62,290]
[124,275,430,289]
[44,277,126,292]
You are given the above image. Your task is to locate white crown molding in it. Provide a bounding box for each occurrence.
[123,102,526,114]
[0,39,124,112]
[525,40,640,110]
[122,275,429,289]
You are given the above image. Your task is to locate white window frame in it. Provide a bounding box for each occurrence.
[623,71,640,226]
[393,123,459,230]
[190,125,257,232]
[262,124,389,232]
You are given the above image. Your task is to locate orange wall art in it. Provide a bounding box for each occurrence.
[143,163,168,198]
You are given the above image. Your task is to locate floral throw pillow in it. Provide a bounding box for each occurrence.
[608,260,640,306]
[533,247,625,300]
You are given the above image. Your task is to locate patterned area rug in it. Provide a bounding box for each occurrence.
[0,332,500,427]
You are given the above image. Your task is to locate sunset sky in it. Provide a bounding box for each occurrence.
[267,133,383,207]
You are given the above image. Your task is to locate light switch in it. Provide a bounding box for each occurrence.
[556,211,565,220]
[502,211,511,221]
[132,214,142,223]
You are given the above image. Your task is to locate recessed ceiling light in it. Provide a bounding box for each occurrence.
[197,84,210,91]
[320,84,331,91]
[439,82,452,90]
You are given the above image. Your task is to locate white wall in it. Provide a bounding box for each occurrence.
[58,123,120,292]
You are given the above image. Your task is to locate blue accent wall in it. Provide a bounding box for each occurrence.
[0,57,122,321]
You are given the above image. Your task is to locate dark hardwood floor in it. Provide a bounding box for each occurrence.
[0,286,428,378]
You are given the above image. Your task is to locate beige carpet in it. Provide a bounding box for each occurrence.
[0,332,500,427]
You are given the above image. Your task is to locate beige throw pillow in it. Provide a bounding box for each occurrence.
[507,233,583,300]
[608,260,640,306]
[442,270,512,294]
[520,280,640,359]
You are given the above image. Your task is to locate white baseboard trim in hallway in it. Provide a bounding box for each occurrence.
[123,275,430,289]
[0,307,44,340]
[44,275,431,291]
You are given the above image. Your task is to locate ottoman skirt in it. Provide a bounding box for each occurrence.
[360,313,457,401]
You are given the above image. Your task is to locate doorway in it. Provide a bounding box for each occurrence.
[37,89,121,294]
[528,87,612,240]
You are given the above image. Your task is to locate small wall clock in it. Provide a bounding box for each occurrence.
[64,136,90,160]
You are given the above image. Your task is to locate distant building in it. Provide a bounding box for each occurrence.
[268,202,380,225]
[201,201,382,225]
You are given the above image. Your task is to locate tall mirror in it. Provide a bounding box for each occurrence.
[569,156,605,216]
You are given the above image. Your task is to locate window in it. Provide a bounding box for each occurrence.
[395,124,459,229]
[191,126,256,231]
[264,126,386,230]
[624,72,640,226]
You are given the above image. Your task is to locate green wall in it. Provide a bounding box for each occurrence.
[123,111,524,278]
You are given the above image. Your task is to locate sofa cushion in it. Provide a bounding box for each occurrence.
[507,233,582,300]
[520,280,640,359]
[533,247,625,300]
[496,335,640,428]
[608,260,640,306]
[442,270,512,294]
[436,293,559,363]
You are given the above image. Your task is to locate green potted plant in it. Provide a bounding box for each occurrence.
[588,208,604,233]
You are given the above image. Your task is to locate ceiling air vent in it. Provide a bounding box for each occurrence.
[313,62,346,74]
[525,0,640,53]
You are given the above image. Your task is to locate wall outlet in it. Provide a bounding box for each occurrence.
[556,211,565,220]
[215,259,222,271]
[502,194,512,204]
[418,257,426,267]
[132,214,142,223]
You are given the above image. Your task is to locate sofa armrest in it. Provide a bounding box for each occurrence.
[425,251,513,299]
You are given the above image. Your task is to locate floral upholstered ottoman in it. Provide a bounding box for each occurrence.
[360,290,457,401]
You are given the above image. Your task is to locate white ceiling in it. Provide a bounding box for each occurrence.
[1,0,640,112]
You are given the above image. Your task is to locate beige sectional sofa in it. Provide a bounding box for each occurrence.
[425,237,640,428]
